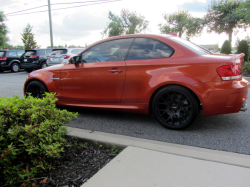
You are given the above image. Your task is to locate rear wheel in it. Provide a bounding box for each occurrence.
[40,61,47,69]
[11,63,20,72]
[25,81,48,98]
[152,85,199,130]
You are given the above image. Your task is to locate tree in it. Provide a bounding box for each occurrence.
[0,11,8,49]
[205,0,248,45]
[159,10,204,40]
[21,24,39,49]
[221,40,231,54]
[102,9,149,37]
[237,40,248,61]
[236,0,250,24]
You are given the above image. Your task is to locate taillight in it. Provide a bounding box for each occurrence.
[30,55,40,58]
[217,65,242,81]
[0,57,7,60]
[47,56,50,59]
[61,55,71,59]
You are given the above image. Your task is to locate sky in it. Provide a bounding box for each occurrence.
[1,0,249,48]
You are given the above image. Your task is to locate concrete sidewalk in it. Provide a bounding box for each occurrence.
[67,127,250,187]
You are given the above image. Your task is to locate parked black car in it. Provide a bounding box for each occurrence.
[0,49,25,72]
[20,49,52,72]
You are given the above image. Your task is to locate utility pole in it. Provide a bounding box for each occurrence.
[48,0,53,48]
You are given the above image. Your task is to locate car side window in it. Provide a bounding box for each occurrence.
[17,50,25,56]
[81,38,134,63]
[127,38,174,60]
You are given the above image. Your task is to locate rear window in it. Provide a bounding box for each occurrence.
[25,51,36,56]
[51,49,67,55]
[0,51,6,57]
[169,37,213,55]
[71,49,83,54]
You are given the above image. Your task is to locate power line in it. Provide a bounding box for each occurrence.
[5,0,121,16]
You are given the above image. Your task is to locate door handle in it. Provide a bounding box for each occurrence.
[108,69,122,73]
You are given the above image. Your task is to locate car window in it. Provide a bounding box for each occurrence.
[169,37,212,55]
[71,49,83,54]
[6,51,18,57]
[127,38,174,60]
[25,51,36,56]
[81,38,134,63]
[51,49,67,55]
[0,52,5,57]
[17,50,25,56]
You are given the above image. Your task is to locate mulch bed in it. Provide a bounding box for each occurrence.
[1,136,121,187]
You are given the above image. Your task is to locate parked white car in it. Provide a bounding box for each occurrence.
[46,48,84,66]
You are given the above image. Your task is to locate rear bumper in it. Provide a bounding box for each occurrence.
[193,78,248,116]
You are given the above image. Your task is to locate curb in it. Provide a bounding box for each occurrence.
[67,126,250,169]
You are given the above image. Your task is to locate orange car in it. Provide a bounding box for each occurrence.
[24,34,248,129]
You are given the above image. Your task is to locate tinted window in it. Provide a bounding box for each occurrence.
[6,51,18,57]
[0,52,5,57]
[51,49,67,55]
[169,37,212,55]
[81,38,134,63]
[127,38,174,60]
[25,51,36,56]
[17,50,25,56]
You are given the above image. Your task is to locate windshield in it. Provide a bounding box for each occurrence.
[169,37,213,55]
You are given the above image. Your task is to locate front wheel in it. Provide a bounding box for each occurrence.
[11,63,20,72]
[152,85,199,130]
[40,62,47,69]
[25,81,48,98]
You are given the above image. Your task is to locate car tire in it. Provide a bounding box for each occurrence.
[152,85,199,130]
[11,62,20,72]
[25,80,49,98]
[25,69,33,73]
[40,61,47,69]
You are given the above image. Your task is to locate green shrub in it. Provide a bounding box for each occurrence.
[221,40,231,54]
[0,93,78,186]
[237,40,249,61]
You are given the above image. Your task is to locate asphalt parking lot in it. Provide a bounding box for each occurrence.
[1,71,250,155]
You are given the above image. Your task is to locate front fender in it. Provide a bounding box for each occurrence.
[24,67,62,96]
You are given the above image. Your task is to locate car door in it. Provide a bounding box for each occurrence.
[60,38,134,103]
[122,37,174,103]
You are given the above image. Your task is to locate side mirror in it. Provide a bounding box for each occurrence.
[70,56,82,64]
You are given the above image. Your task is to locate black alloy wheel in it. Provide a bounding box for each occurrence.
[152,85,199,130]
[11,62,20,72]
[25,81,48,98]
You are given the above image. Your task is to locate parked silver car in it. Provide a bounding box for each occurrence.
[46,48,84,66]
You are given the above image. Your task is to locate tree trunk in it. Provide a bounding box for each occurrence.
[228,29,233,47]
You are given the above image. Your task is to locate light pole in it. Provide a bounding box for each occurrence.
[48,0,53,48]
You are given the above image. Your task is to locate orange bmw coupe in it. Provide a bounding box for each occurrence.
[24,34,248,129]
